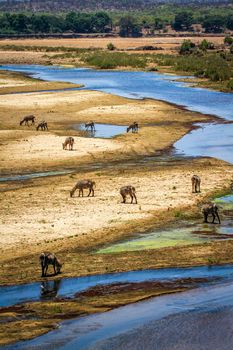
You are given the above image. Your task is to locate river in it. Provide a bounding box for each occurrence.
[1,64,233,163]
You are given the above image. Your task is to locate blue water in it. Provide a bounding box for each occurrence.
[76,122,126,138]
[175,122,233,163]
[4,279,233,350]
[1,65,233,120]
[1,264,233,308]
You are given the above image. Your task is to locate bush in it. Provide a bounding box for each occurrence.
[179,40,196,55]
[81,51,147,69]
[224,36,233,45]
[107,42,116,51]
[199,39,214,51]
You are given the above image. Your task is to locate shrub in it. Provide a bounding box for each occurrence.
[199,39,214,51]
[224,36,233,45]
[179,40,196,55]
[107,42,116,51]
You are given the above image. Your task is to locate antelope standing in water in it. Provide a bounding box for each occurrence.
[20,115,35,126]
[85,121,95,132]
[191,175,201,193]
[127,122,139,133]
[70,179,95,197]
[63,137,74,150]
[120,185,137,204]
[37,121,48,131]
[39,252,62,277]
[202,203,221,224]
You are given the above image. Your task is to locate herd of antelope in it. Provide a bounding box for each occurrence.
[20,115,48,131]
[40,174,220,277]
[20,116,220,276]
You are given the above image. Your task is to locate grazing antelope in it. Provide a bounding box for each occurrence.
[63,137,74,150]
[120,185,137,204]
[37,121,48,131]
[20,115,35,126]
[70,179,95,198]
[85,121,95,132]
[39,252,62,277]
[192,175,201,193]
[127,122,138,133]
[202,203,221,224]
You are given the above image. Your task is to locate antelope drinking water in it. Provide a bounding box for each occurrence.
[63,137,74,150]
[120,185,137,204]
[127,122,139,133]
[39,252,62,277]
[70,179,95,198]
[202,203,221,224]
[85,121,95,132]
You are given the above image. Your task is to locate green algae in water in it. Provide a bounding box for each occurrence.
[215,194,233,210]
[98,228,209,254]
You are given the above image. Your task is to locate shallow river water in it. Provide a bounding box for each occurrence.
[1,64,233,162]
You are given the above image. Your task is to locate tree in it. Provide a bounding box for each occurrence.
[202,16,225,33]
[226,16,233,30]
[119,16,141,37]
[91,12,111,32]
[173,12,193,31]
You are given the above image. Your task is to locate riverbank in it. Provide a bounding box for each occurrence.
[0,277,210,346]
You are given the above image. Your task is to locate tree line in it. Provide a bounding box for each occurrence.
[0,9,233,35]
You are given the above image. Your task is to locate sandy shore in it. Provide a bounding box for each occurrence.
[0,84,210,174]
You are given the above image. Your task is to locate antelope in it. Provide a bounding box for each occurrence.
[37,121,48,131]
[202,203,221,224]
[63,137,74,150]
[85,121,95,132]
[192,175,201,193]
[39,252,62,277]
[127,122,138,133]
[70,179,95,198]
[120,185,137,204]
[20,115,35,126]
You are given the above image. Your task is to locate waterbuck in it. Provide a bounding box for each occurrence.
[70,179,95,198]
[202,203,221,224]
[85,121,95,132]
[63,137,74,150]
[37,121,48,131]
[192,175,201,193]
[120,185,137,204]
[127,122,139,133]
[39,252,62,277]
[20,115,35,126]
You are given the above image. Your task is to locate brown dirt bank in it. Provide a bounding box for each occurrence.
[0,157,232,285]
[0,277,209,346]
